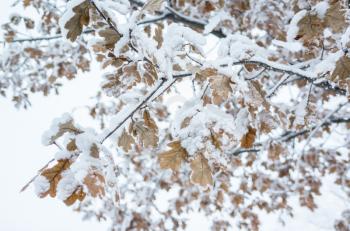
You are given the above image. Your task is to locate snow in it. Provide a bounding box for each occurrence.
[204,11,231,34]
[56,170,79,200]
[41,113,73,145]
[33,175,50,197]
[272,40,304,52]
[287,10,307,42]
[314,1,329,19]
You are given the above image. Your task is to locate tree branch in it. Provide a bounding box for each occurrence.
[232,117,350,155]
[173,58,346,95]
[2,29,94,43]
[100,78,168,144]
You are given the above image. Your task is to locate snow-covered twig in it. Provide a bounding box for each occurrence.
[231,117,350,155]
[100,78,168,144]
[302,102,348,153]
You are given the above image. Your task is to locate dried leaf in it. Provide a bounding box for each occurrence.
[40,159,72,198]
[153,24,163,49]
[90,143,99,158]
[64,0,90,42]
[190,153,213,188]
[240,126,256,148]
[64,186,86,206]
[210,130,222,151]
[132,112,159,148]
[195,68,218,81]
[24,47,42,58]
[324,1,347,33]
[23,0,31,7]
[158,141,188,171]
[118,129,135,152]
[66,139,78,152]
[296,12,323,42]
[246,81,269,110]
[268,143,285,160]
[330,55,350,84]
[98,28,121,49]
[47,120,82,145]
[142,63,158,86]
[180,116,192,129]
[210,75,232,105]
[141,0,163,13]
[83,172,105,198]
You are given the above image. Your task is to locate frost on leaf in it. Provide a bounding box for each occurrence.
[240,126,256,148]
[190,153,213,188]
[64,0,90,42]
[158,141,188,172]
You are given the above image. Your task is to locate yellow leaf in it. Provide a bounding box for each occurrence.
[158,141,188,171]
[190,153,213,188]
[64,0,90,42]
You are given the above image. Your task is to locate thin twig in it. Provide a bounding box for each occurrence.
[2,29,94,43]
[302,102,348,152]
[20,158,55,192]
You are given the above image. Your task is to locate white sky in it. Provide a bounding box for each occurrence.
[0,1,348,230]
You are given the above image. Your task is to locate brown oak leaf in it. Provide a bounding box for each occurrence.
[83,172,105,198]
[240,126,256,148]
[64,0,90,42]
[158,141,188,171]
[40,159,72,198]
[190,153,213,188]
[118,129,135,152]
